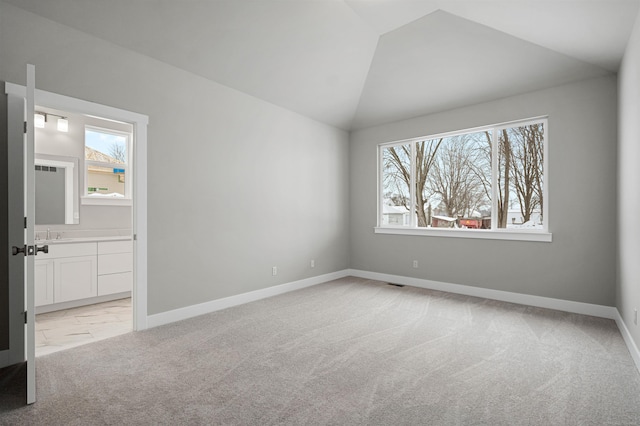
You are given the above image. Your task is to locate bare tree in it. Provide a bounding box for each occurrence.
[429,135,488,219]
[109,143,126,163]
[383,139,443,226]
[382,144,411,210]
[382,123,543,230]
[468,131,493,209]
[497,129,511,228]
[531,123,544,218]
[414,139,443,226]
[501,124,544,224]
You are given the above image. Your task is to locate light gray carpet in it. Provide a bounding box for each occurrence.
[1,276,640,425]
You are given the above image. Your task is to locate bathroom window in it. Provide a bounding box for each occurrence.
[83,126,132,205]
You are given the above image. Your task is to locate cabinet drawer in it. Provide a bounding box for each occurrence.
[98,240,133,255]
[36,242,97,259]
[98,253,133,275]
[98,272,132,296]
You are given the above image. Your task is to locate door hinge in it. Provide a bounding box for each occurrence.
[24,217,27,229]
[24,311,27,324]
[24,121,27,134]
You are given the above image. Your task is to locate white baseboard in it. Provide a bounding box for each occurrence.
[347,269,618,320]
[147,270,350,328]
[615,310,640,374]
[35,291,131,315]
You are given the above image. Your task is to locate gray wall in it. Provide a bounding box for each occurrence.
[618,10,640,349]
[350,75,618,306]
[0,2,349,316]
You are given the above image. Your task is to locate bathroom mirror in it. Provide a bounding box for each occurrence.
[35,154,80,225]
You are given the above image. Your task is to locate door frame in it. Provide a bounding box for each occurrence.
[5,83,149,332]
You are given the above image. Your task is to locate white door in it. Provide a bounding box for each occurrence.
[6,64,40,404]
[24,64,37,404]
[6,64,38,404]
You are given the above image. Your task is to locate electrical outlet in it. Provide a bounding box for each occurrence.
[412,260,418,268]
[635,309,638,326]
[272,266,277,276]
[310,259,315,268]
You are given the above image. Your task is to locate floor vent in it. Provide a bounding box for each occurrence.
[387,283,405,287]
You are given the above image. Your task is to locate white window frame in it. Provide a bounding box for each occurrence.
[376,117,551,242]
[82,125,132,206]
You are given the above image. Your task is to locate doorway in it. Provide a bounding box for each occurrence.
[4,83,148,366]
[33,105,136,356]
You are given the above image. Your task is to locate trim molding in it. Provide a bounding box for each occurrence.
[347,269,617,319]
[35,292,131,315]
[615,310,640,373]
[147,270,350,328]
[374,227,553,242]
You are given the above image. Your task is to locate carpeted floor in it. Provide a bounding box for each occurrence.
[1,276,640,425]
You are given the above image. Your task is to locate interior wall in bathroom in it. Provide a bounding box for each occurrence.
[34,107,132,232]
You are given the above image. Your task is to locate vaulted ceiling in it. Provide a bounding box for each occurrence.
[6,0,640,130]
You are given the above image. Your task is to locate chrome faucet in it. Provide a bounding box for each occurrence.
[46,228,51,240]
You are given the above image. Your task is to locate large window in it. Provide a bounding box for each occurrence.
[378,118,548,241]
[83,126,131,204]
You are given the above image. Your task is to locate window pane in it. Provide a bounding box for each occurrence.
[377,118,546,233]
[85,127,128,198]
[497,122,544,229]
[382,144,411,226]
[85,129,127,164]
[420,132,492,228]
[87,165,126,198]
[415,139,441,227]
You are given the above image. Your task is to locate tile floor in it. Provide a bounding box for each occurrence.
[35,298,132,357]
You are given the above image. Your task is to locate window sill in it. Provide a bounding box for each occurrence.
[374,226,552,242]
[81,197,132,206]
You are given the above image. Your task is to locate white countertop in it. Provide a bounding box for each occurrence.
[35,236,132,244]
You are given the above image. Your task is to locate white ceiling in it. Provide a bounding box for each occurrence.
[5,0,639,130]
[352,9,611,128]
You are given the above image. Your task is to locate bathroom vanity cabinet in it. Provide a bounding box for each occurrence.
[97,241,133,296]
[34,238,132,313]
